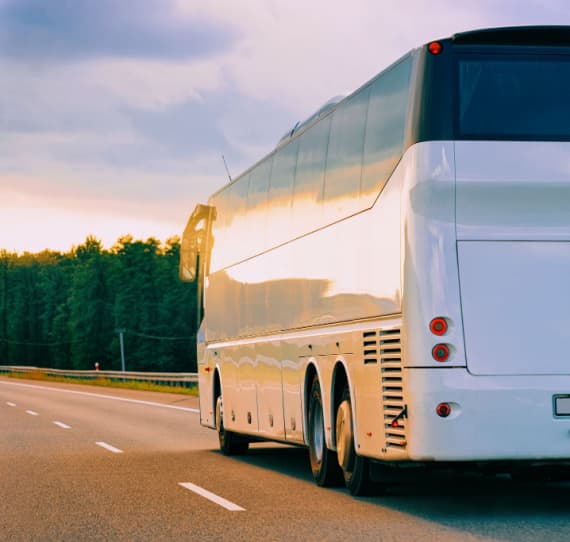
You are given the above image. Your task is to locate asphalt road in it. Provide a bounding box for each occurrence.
[2,376,570,542]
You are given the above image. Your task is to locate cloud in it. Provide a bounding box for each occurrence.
[0,0,238,62]
[84,58,225,110]
[3,0,570,254]
[0,188,184,253]
[122,87,295,168]
[179,0,570,116]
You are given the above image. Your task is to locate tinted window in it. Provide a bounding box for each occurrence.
[227,174,250,227]
[361,56,412,203]
[267,139,298,247]
[223,175,249,266]
[323,87,370,221]
[458,55,570,140]
[215,174,249,267]
[291,116,331,236]
[247,158,272,254]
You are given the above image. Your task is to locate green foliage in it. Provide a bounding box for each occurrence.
[0,236,197,372]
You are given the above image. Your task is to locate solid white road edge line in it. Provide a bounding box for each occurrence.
[25,410,39,416]
[0,381,199,413]
[6,401,16,407]
[179,482,245,512]
[53,421,71,429]
[95,441,124,454]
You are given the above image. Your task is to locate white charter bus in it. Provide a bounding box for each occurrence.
[181,27,570,495]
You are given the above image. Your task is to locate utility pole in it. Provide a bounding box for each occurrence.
[116,329,126,372]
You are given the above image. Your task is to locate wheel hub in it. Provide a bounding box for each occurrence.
[336,399,354,471]
[310,403,325,463]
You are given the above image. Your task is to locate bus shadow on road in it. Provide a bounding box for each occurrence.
[218,444,570,538]
[375,469,570,540]
[217,443,315,483]
[381,467,570,511]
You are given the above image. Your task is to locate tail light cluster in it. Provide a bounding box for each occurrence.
[429,316,460,418]
[429,317,450,362]
[430,317,455,418]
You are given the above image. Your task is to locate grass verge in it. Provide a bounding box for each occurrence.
[1,370,199,397]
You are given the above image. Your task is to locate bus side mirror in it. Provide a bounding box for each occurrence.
[180,204,215,283]
[180,234,199,282]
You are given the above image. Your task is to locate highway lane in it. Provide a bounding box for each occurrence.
[2,377,570,541]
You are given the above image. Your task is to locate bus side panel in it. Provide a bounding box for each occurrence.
[203,151,406,447]
[205,206,402,344]
[216,346,240,433]
[197,324,216,429]
[281,340,306,443]
[400,141,466,369]
[235,342,259,433]
[256,340,285,439]
[351,345,392,458]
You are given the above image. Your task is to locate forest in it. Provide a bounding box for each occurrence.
[0,236,198,372]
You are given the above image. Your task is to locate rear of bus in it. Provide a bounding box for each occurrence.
[402,27,570,464]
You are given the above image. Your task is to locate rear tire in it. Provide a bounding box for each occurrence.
[215,395,249,455]
[307,375,343,486]
[335,387,375,496]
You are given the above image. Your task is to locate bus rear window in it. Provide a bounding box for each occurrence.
[457,54,570,140]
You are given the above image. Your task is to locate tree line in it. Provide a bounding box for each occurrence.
[0,235,198,372]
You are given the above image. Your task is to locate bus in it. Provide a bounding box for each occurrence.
[180,26,570,495]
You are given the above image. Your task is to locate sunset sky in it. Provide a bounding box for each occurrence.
[1,0,567,253]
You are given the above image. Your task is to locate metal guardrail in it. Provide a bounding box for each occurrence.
[0,365,198,388]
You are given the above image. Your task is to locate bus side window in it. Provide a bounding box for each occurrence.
[361,56,413,206]
[267,138,298,248]
[247,158,272,255]
[224,174,249,267]
[322,87,370,223]
[291,116,331,238]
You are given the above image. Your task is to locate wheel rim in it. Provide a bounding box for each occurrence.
[310,398,325,464]
[336,399,355,472]
[215,397,225,449]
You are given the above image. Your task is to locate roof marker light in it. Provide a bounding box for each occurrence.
[428,41,443,55]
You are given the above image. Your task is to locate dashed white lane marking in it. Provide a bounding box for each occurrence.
[53,421,71,429]
[6,402,16,407]
[179,482,245,512]
[0,381,199,413]
[95,441,124,454]
[25,410,39,416]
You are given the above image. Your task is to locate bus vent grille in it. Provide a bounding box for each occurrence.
[362,330,379,364]
[380,328,407,449]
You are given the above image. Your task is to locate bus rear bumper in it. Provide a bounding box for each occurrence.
[404,368,570,461]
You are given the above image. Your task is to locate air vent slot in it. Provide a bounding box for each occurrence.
[380,327,407,449]
[362,330,379,364]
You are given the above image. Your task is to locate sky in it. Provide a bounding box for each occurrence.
[1,0,568,253]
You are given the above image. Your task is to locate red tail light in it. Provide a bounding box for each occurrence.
[432,344,450,362]
[429,317,448,336]
[436,402,451,417]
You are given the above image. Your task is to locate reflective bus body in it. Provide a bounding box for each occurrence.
[181,27,570,494]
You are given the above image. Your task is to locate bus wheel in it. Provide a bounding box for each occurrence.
[215,395,249,455]
[308,375,343,486]
[336,387,374,496]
